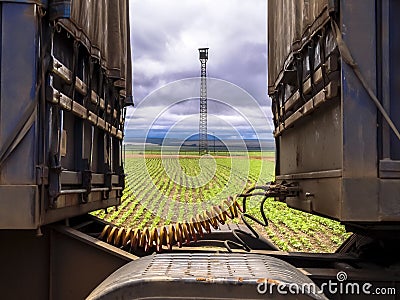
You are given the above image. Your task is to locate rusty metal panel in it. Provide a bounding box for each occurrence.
[279,101,342,175]
[341,178,380,221]
[284,177,342,219]
[270,0,400,224]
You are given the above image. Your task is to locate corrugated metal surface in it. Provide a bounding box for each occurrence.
[268,0,332,92]
[51,0,132,93]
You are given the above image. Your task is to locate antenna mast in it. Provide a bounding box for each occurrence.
[198,48,209,155]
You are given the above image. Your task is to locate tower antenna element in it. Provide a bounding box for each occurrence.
[198,48,209,155]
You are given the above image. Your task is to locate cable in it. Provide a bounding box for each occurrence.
[226,185,279,252]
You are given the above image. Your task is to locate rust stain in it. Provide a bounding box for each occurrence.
[196,277,207,282]
[267,279,281,285]
[257,278,267,283]
[257,278,281,285]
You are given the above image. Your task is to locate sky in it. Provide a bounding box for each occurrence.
[126,0,273,142]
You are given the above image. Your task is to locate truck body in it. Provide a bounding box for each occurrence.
[0,0,131,230]
[269,0,400,227]
[1,0,400,299]
[0,1,133,298]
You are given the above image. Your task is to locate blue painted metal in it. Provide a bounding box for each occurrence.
[388,1,400,159]
[339,0,379,220]
[0,0,47,4]
[340,0,377,178]
[0,3,40,228]
[48,0,70,20]
[0,3,38,184]
[0,1,130,229]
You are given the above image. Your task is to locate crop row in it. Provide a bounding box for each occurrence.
[94,155,350,252]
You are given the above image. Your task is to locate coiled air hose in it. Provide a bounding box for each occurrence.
[99,184,285,254]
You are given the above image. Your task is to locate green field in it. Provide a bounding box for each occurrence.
[93,153,350,252]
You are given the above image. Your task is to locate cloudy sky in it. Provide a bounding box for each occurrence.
[126,0,273,142]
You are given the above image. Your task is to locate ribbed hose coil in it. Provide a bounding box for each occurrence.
[98,195,243,253]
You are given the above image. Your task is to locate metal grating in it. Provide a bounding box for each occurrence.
[89,253,326,299]
[141,253,310,283]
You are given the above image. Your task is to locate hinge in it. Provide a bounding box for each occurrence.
[36,165,49,185]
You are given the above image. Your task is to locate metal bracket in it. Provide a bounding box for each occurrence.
[117,173,125,198]
[103,171,113,200]
[268,182,301,201]
[36,165,49,185]
[48,154,62,206]
[81,170,92,204]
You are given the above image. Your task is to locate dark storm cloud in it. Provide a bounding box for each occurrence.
[125,78,274,141]
[128,0,271,140]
